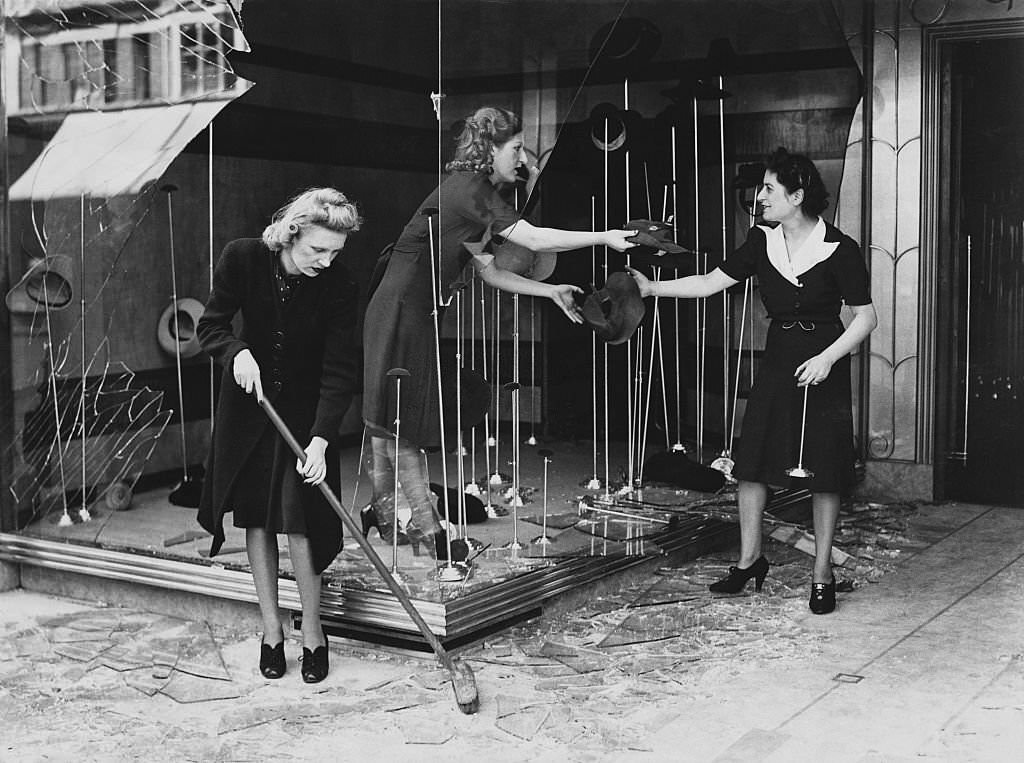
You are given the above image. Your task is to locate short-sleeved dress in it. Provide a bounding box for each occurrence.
[718,219,871,492]
[362,171,519,447]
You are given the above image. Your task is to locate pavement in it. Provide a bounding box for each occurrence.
[1,499,1023,762]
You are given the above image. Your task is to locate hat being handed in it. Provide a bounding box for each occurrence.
[625,219,690,256]
[579,271,646,345]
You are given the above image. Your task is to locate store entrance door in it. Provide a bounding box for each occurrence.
[937,34,1024,505]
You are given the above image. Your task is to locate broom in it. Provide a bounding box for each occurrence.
[257,396,480,714]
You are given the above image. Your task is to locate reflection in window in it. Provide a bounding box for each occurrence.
[8,5,241,114]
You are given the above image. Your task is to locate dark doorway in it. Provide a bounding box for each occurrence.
[937,34,1024,505]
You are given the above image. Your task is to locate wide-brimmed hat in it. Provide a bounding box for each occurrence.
[579,271,646,345]
[625,219,691,256]
[463,228,556,282]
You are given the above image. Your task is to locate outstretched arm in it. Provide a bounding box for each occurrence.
[627,266,739,299]
[471,255,583,323]
[497,219,636,254]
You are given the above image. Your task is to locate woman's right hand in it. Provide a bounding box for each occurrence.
[548,283,584,324]
[626,266,654,298]
[233,349,263,401]
[605,229,638,252]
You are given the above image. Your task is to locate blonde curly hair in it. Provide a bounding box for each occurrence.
[445,107,522,174]
[262,187,363,251]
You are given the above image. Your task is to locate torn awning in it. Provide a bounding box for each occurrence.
[9,101,229,201]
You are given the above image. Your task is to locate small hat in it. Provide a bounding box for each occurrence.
[625,219,691,256]
[579,271,646,345]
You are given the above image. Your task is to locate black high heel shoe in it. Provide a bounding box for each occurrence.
[360,504,409,546]
[709,556,770,594]
[300,627,329,684]
[405,526,469,562]
[809,574,837,614]
[259,639,286,679]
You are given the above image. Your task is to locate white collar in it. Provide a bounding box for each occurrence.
[761,218,838,287]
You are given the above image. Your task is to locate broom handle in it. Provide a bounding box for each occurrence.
[257,397,457,671]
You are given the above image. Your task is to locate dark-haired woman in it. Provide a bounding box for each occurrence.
[363,105,636,559]
[629,148,876,614]
[198,188,361,681]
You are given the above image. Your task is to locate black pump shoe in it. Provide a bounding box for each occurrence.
[259,640,286,679]
[809,574,837,614]
[300,628,329,683]
[709,556,770,594]
[360,504,409,546]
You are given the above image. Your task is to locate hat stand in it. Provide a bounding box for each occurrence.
[502,380,524,551]
[465,276,482,494]
[386,367,411,582]
[76,194,92,522]
[785,384,815,480]
[531,448,554,549]
[422,206,464,582]
[586,195,604,491]
[488,293,503,485]
[163,184,201,509]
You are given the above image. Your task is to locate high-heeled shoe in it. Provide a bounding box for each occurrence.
[809,574,837,614]
[300,627,329,683]
[405,526,469,562]
[360,504,409,546]
[259,638,286,679]
[708,556,770,594]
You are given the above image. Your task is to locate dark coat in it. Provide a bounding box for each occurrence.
[196,238,359,573]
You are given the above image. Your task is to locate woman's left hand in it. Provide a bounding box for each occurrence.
[298,436,329,485]
[548,284,584,323]
[795,354,834,387]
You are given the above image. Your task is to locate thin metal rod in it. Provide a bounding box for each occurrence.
[719,74,730,454]
[796,384,810,468]
[424,214,454,567]
[961,235,972,459]
[603,119,610,493]
[80,195,87,518]
[590,196,600,485]
[208,122,215,440]
[165,190,189,479]
[693,96,704,459]
[492,293,501,481]
[391,377,403,574]
[456,290,466,538]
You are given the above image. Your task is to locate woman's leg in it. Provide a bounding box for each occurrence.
[393,442,440,535]
[287,533,325,650]
[811,491,841,583]
[736,480,768,566]
[368,435,397,537]
[246,527,283,644]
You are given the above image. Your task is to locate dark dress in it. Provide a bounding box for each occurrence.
[362,171,519,447]
[197,238,359,574]
[719,221,871,492]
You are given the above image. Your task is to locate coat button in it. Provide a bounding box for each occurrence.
[271,380,282,392]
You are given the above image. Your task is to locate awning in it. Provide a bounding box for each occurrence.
[9,101,229,201]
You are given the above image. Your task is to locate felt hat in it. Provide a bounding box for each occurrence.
[579,271,646,345]
[5,255,74,313]
[588,17,662,78]
[587,103,645,154]
[625,219,691,256]
[463,229,556,282]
